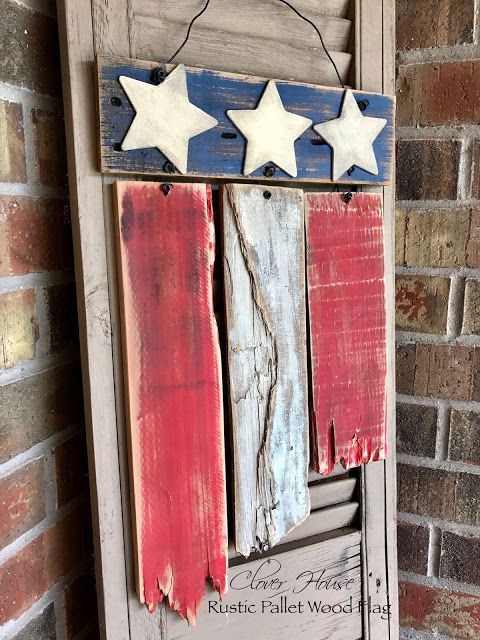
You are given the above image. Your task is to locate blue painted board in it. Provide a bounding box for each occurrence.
[97,55,395,185]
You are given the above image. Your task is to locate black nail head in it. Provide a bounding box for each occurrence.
[263,191,272,200]
[160,183,172,196]
[358,99,369,112]
[151,65,167,84]
[163,161,175,174]
[110,96,122,107]
[221,132,237,139]
[343,192,353,204]
[347,166,355,176]
[264,165,276,177]
[113,143,122,151]
[311,138,326,146]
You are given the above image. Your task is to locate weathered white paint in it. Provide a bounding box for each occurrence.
[119,64,217,173]
[227,81,311,177]
[314,89,387,180]
[168,531,363,640]
[222,184,310,557]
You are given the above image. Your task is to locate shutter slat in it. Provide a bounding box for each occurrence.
[309,478,357,510]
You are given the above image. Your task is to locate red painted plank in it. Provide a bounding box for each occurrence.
[114,181,227,624]
[305,193,387,475]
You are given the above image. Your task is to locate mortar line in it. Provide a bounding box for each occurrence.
[397,453,480,474]
[399,511,480,537]
[0,423,82,480]
[397,393,480,412]
[427,526,442,577]
[399,570,480,597]
[435,404,451,461]
[0,270,75,294]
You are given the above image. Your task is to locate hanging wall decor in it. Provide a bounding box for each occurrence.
[305,192,387,476]
[114,181,228,624]
[97,56,395,185]
[222,184,310,557]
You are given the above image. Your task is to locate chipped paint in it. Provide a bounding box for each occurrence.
[114,181,227,624]
[306,192,387,475]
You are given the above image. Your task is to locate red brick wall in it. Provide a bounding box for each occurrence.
[0,1,96,638]
[396,1,480,638]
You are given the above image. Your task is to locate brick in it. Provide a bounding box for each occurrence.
[0,362,83,463]
[440,531,480,586]
[12,603,55,640]
[467,209,480,266]
[449,410,480,465]
[398,464,456,520]
[45,283,78,353]
[463,279,480,334]
[396,208,470,268]
[396,0,475,51]
[0,458,46,551]
[398,464,480,526]
[0,100,26,183]
[0,0,61,96]
[472,141,480,200]
[395,344,480,401]
[0,196,73,276]
[396,344,416,395]
[31,109,67,188]
[396,403,437,457]
[396,140,460,201]
[55,433,88,507]
[395,275,449,334]
[397,521,429,574]
[397,61,480,127]
[0,506,89,625]
[399,581,480,639]
[455,473,480,526]
[64,572,97,639]
[395,209,407,265]
[0,290,37,369]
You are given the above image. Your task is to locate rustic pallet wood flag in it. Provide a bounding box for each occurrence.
[305,192,387,476]
[97,55,395,185]
[222,184,310,557]
[114,181,228,624]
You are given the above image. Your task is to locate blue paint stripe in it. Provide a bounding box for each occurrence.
[100,62,395,184]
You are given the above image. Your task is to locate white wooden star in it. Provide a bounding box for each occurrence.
[227,81,312,177]
[313,90,387,181]
[119,65,218,174]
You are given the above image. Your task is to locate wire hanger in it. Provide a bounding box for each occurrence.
[167,0,346,88]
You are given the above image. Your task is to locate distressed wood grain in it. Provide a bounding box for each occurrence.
[114,180,227,625]
[97,55,396,185]
[168,530,362,640]
[222,184,310,557]
[131,0,352,87]
[305,192,387,476]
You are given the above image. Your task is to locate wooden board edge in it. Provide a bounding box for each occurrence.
[112,180,144,602]
[56,2,131,638]
[355,0,399,638]
[96,53,395,99]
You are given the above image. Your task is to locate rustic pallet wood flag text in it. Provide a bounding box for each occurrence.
[222,184,310,557]
[98,55,395,185]
[114,181,228,624]
[305,192,387,475]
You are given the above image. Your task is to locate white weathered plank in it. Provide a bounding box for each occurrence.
[309,478,357,511]
[168,531,363,640]
[130,1,352,86]
[222,184,309,557]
